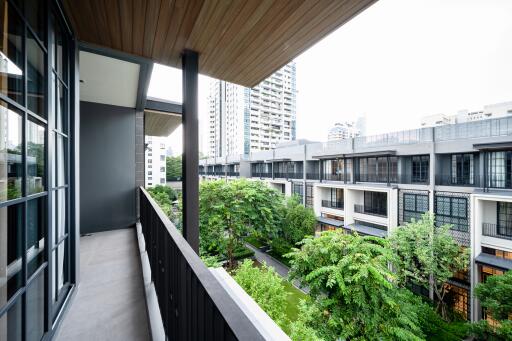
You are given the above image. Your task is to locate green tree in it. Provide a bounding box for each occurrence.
[281,195,316,245]
[166,156,182,180]
[147,184,177,201]
[287,230,425,340]
[475,270,512,321]
[388,213,469,319]
[469,270,512,340]
[199,179,283,267]
[233,259,289,328]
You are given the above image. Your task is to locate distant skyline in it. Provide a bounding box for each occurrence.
[148,0,512,154]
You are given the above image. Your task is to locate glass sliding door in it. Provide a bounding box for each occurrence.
[0,1,74,340]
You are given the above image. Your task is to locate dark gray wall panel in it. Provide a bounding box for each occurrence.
[80,101,136,234]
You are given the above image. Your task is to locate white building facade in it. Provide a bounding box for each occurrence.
[207,62,297,158]
[421,100,512,127]
[145,136,167,187]
[328,122,361,141]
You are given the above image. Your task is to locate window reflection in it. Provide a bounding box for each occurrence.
[0,2,24,105]
[27,32,44,117]
[27,197,45,277]
[0,203,23,305]
[27,118,45,194]
[0,102,22,201]
[0,296,22,341]
[26,272,45,341]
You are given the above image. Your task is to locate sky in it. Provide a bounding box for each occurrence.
[147,0,512,154]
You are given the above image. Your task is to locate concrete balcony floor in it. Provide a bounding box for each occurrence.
[56,228,150,341]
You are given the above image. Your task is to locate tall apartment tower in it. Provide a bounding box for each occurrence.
[208,62,297,157]
[145,136,167,187]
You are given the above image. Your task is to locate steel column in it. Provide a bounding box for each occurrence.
[182,50,200,253]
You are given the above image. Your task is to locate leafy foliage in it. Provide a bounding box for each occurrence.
[287,230,425,340]
[280,195,316,245]
[388,213,469,319]
[233,259,289,328]
[166,156,182,180]
[199,179,283,267]
[147,185,178,218]
[475,270,512,321]
[468,320,512,341]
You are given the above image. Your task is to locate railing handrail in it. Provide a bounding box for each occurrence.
[139,187,265,340]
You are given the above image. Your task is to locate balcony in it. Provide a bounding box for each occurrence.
[252,172,272,178]
[436,174,480,187]
[354,204,387,218]
[323,173,346,182]
[306,172,320,180]
[321,200,344,210]
[482,223,512,241]
[274,172,303,179]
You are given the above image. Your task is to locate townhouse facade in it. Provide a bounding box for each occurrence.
[200,116,512,323]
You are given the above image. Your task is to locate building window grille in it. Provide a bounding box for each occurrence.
[435,196,469,232]
[403,193,429,223]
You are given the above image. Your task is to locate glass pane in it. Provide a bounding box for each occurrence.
[27,197,45,277]
[54,21,65,80]
[24,0,46,43]
[56,80,66,132]
[26,271,45,341]
[0,296,22,341]
[27,118,45,194]
[0,203,23,305]
[53,241,68,301]
[0,102,22,201]
[27,32,45,117]
[55,134,66,186]
[56,188,65,240]
[0,2,24,105]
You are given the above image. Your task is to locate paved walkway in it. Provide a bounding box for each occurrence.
[56,229,150,341]
[245,243,309,294]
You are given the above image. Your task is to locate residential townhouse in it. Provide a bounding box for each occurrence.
[200,116,512,322]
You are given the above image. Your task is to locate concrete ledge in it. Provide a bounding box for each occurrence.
[136,222,166,341]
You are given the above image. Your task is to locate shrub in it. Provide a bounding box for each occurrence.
[233,260,289,328]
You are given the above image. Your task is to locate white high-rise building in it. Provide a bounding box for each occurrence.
[145,136,167,187]
[420,101,512,127]
[207,62,297,157]
[328,122,361,141]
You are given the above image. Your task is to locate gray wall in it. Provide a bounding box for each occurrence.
[80,101,136,234]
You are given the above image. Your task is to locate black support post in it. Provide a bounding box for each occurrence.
[182,50,200,253]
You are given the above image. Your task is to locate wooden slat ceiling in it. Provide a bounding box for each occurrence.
[63,0,376,87]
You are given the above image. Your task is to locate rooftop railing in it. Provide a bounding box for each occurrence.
[354,128,433,149]
[435,116,512,141]
[139,187,265,340]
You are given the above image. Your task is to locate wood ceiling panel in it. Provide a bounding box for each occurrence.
[63,0,377,87]
[119,0,134,51]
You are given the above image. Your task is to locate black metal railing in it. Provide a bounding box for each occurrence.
[274,172,303,179]
[226,172,239,177]
[482,223,512,241]
[321,200,344,210]
[252,172,272,178]
[306,172,320,180]
[354,204,387,217]
[436,174,480,187]
[323,173,345,181]
[139,188,265,340]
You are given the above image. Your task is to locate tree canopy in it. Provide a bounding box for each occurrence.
[388,213,469,319]
[287,230,425,340]
[199,179,283,267]
[166,156,182,180]
[475,270,512,321]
